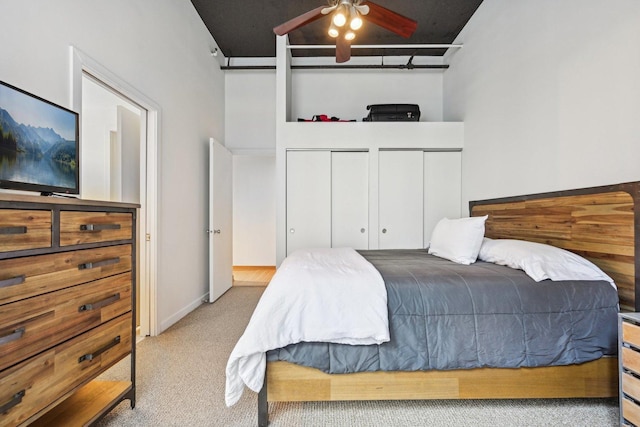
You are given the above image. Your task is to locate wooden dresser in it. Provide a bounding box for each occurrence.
[620,312,640,426]
[0,193,138,426]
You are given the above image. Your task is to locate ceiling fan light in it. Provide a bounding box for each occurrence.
[344,30,356,41]
[349,5,362,30]
[332,4,348,27]
[350,15,363,31]
[328,25,339,38]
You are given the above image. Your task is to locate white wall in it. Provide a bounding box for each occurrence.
[225,70,276,153]
[0,0,225,333]
[232,155,276,265]
[225,71,277,265]
[292,69,443,122]
[444,0,640,212]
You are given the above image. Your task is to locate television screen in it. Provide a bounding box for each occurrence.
[0,80,79,195]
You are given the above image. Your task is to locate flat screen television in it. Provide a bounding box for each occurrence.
[0,80,79,195]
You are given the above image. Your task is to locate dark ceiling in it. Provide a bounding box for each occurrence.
[191,1,483,59]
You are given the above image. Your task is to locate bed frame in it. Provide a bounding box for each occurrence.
[257,181,640,426]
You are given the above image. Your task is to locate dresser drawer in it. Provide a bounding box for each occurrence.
[0,272,131,372]
[624,347,640,376]
[0,209,51,253]
[623,396,640,426]
[624,321,640,346]
[0,244,132,306]
[623,371,640,402]
[60,211,133,246]
[0,313,131,426]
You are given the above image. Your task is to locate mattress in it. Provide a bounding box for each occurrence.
[267,249,619,373]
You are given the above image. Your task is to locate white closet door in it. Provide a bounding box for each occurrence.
[424,151,462,247]
[332,151,369,249]
[286,150,331,256]
[378,150,424,249]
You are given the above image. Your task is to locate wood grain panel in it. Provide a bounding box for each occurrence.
[0,209,51,252]
[0,244,132,306]
[622,372,640,402]
[267,358,617,402]
[60,211,132,246]
[471,188,637,311]
[0,314,131,426]
[624,322,640,348]
[29,380,132,427]
[623,397,640,426]
[0,273,132,371]
[623,347,640,376]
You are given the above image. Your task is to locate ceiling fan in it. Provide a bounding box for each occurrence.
[273,0,418,63]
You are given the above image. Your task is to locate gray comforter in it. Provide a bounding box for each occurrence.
[267,249,619,373]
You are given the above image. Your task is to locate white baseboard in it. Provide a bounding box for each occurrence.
[159,293,208,333]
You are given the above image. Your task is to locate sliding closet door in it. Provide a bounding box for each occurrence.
[378,150,424,249]
[332,151,369,249]
[286,150,331,256]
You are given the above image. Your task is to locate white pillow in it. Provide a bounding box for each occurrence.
[427,216,488,265]
[478,238,615,287]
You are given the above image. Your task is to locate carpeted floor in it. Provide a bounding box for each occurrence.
[97,287,619,427]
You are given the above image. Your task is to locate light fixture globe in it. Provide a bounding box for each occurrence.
[344,30,356,41]
[349,5,363,30]
[350,15,363,30]
[332,4,348,27]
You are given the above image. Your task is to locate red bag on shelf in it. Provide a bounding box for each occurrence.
[297,114,356,122]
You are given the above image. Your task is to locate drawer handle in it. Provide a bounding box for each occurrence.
[0,327,25,346]
[78,293,121,312]
[0,390,25,414]
[78,335,121,363]
[80,223,121,232]
[0,275,25,289]
[78,257,121,270]
[0,226,27,235]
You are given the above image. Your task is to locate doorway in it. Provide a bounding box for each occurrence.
[70,47,159,336]
[82,74,146,336]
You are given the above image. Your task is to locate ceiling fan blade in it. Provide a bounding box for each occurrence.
[273,6,326,36]
[336,36,351,63]
[321,5,338,15]
[362,1,417,38]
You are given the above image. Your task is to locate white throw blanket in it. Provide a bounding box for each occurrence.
[225,247,389,406]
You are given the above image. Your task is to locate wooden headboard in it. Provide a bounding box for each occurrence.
[470,181,640,312]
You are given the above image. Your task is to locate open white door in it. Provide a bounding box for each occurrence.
[208,138,233,302]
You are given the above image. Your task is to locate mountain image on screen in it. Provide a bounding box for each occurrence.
[0,107,77,190]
